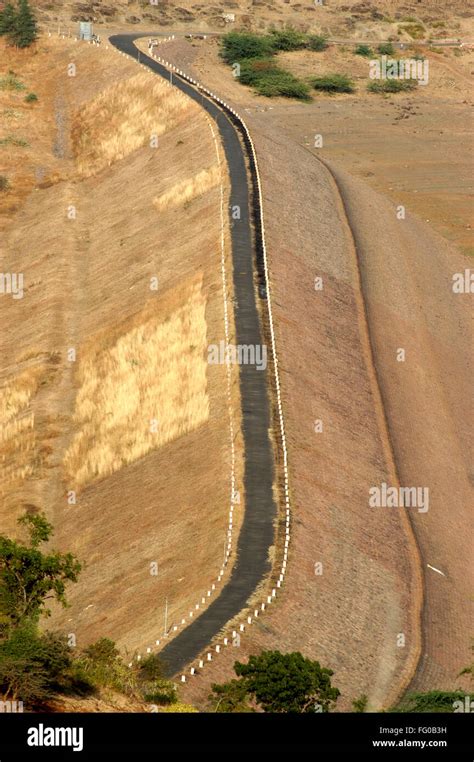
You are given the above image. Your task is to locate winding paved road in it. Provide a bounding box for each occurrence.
[109,34,277,677]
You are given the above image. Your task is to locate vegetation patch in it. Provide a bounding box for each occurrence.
[391,690,474,713]
[0,72,25,91]
[221,31,275,64]
[367,79,418,94]
[354,44,373,58]
[209,650,340,713]
[307,35,329,52]
[238,58,311,100]
[399,22,426,40]
[311,74,355,94]
[0,513,184,710]
[221,30,332,100]
[268,28,307,52]
[377,43,395,56]
[0,0,38,49]
[0,135,29,146]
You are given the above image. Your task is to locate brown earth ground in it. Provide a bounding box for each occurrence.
[131,31,472,710]
[0,37,244,661]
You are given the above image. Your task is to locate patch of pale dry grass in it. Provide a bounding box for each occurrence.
[153,164,221,212]
[64,277,210,489]
[72,72,195,177]
[0,366,44,493]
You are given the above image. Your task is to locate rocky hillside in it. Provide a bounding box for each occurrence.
[31,0,473,37]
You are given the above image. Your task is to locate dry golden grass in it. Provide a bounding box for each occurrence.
[64,276,210,490]
[0,366,44,494]
[0,37,241,664]
[72,72,194,177]
[153,164,221,212]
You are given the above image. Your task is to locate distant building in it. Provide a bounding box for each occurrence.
[79,22,93,41]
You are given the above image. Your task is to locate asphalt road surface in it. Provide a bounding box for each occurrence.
[110,34,277,677]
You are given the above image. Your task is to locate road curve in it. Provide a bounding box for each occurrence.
[109,34,278,677]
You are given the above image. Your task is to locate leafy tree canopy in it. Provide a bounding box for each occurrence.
[0,0,38,48]
[0,511,81,631]
[211,650,340,713]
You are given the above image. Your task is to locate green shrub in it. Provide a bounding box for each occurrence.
[311,74,355,93]
[259,76,310,100]
[378,42,395,55]
[238,58,311,100]
[391,690,474,713]
[237,58,274,86]
[0,175,10,191]
[269,28,307,51]
[73,637,135,695]
[221,32,274,64]
[367,78,418,93]
[210,678,254,713]
[0,72,25,91]
[354,44,373,57]
[24,92,37,102]
[159,702,198,713]
[400,23,426,40]
[307,35,329,52]
[135,653,177,705]
[0,623,87,706]
[138,653,163,681]
[142,679,177,705]
[353,694,368,712]
[0,135,28,146]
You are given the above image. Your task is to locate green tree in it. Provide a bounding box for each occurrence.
[8,0,37,49]
[269,28,307,52]
[136,653,177,705]
[211,650,339,713]
[221,32,274,64]
[210,678,253,713]
[0,511,81,631]
[0,2,17,36]
[0,621,73,704]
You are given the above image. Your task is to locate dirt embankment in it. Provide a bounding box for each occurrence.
[0,37,243,660]
[151,35,472,711]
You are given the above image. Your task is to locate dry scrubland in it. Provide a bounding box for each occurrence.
[153,32,473,256]
[32,0,474,40]
[153,32,472,710]
[0,36,244,658]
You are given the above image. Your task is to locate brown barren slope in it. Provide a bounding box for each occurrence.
[149,32,472,710]
[0,37,243,658]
